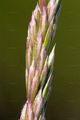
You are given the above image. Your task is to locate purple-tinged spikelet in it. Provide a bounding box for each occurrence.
[20,0,61,119]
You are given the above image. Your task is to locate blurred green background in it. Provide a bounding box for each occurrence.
[0,0,80,120]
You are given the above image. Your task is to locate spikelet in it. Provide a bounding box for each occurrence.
[20,0,61,120]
